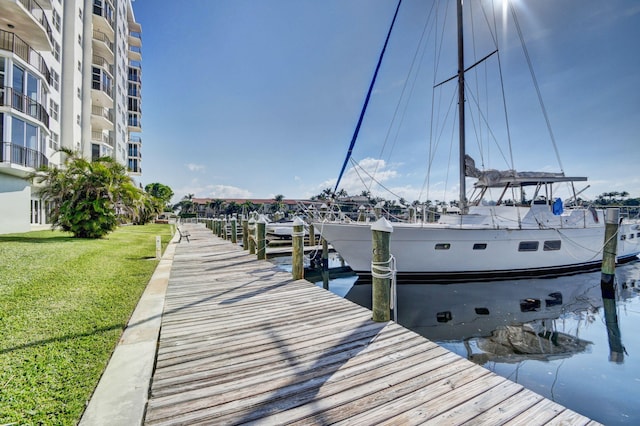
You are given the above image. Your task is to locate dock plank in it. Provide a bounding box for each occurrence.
[144,223,600,425]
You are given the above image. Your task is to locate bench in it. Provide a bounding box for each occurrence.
[177,227,190,243]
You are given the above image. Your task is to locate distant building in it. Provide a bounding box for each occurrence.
[189,198,310,217]
[0,0,142,234]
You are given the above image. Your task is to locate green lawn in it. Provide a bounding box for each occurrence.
[0,224,173,425]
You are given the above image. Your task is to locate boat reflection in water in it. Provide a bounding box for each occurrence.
[345,261,639,365]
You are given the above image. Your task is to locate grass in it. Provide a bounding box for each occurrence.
[0,224,173,425]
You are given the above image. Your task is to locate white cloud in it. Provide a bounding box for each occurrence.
[173,180,253,202]
[186,163,205,172]
[206,185,253,199]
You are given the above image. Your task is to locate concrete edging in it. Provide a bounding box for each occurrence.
[79,231,179,425]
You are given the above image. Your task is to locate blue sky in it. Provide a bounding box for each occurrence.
[132,0,640,203]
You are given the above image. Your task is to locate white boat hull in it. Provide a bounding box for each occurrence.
[314,218,640,282]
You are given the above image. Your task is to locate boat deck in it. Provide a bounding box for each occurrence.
[144,223,599,425]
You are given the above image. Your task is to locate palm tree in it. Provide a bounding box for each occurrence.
[273,194,285,213]
[32,149,147,238]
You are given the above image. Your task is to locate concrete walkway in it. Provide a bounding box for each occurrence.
[79,230,179,425]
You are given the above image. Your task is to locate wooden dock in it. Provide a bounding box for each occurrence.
[144,223,598,425]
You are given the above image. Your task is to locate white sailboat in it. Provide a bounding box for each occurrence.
[314,0,640,282]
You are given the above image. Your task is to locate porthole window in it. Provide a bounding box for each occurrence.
[473,243,487,250]
[518,241,539,252]
[543,240,561,251]
[435,243,450,250]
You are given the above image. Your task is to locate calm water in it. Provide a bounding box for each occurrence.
[271,256,640,425]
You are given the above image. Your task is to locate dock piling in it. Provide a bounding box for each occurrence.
[292,217,304,280]
[601,207,624,362]
[231,217,238,244]
[256,216,267,260]
[242,219,249,250]
[248,218,256,255]
[371,217,394,322]
[322,237,329,290]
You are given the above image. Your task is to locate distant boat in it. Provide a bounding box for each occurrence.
[265,218,308,238]
[315,0,640,281]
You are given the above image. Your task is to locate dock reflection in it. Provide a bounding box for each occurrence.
[345,261,639,365]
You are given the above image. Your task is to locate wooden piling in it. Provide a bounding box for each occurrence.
[374,201,384,219]
[601,207,623,362]
[322,237,329,290]
[601,208,619,284]
[256,216,267,260]
[371,217,393,322]
[231,218,237,244]
[358,205,366,222]
[248,218,256,255]
[292,217,304,280]
[242,219,249,250]
[308,223,316,246]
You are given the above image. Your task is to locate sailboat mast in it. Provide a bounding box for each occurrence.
[457,0,467,212]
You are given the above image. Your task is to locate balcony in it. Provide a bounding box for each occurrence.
[128,67,141,83]
[128,30,141,47]
[0,30,51,84]
[0,0,53,51]
[92,0,115,37]
[127,158,141,175]
[0,86,49,127]
[91,131,114,148]
[92,31,114,62]
[92,55,114,77]
[127,147,141,160]
[0,141,48,176]
[91,105,114,130]
[91,68,113,107]
[128,113,141,132]
[128,45,141,62]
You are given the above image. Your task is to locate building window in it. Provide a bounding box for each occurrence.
[543,240,561,251]
[78,35,82,45]
[51,70,60,91]
[13,64,24,93]
[78,61,82,71]
[11,117,38,150]
[53,41,60,62]
[473,243,487,250]
[435,243,450,250]
[50,131,59,150]
[518,241,539,252]
[128,97,139,112]
[49,100,59,121]
[77,114,81,125]
[52,10,61,32]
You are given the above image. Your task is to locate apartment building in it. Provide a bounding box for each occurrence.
[0,0,142,234]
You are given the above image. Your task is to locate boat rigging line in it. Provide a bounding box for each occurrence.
[509,1,564,174]
[333,0,403,196]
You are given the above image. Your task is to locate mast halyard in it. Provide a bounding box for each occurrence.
[457,0,467,213]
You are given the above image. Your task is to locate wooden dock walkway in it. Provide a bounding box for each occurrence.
[144,223,598,425]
